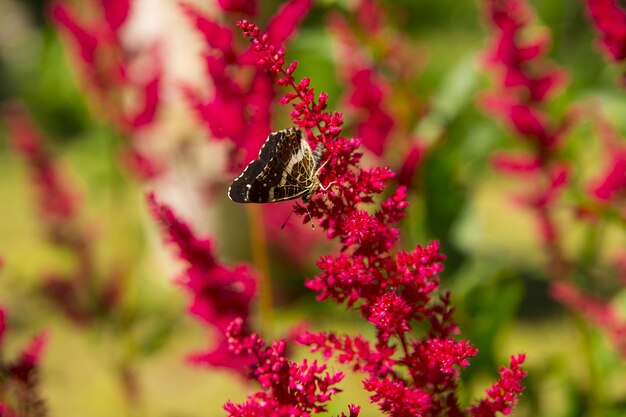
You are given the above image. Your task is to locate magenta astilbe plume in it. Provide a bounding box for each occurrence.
[482,0,566,102]
[147,194,256,371]
[468,354,527,417]
[180,0,312,171]
[224,319,346,417]
[233,19,527,416]
[2,103,77,225]
[2,104,124,327]
[480,0,575,250]
[217,0,257,16]
[51,0,162,178]
[551,282,626,358]
[326,9,395,157]
[586,114,626,213]
[347,68,395,157]
[0,304,48,417]
[583,0,626,85]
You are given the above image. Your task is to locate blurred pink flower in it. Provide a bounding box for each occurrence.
[2,104,77,224]
[348,68,395,156]
[147,194,257,372]
[51,0,162,178]
[588,116,626,205]
[0,305,48,416]
[552,282,626,358]
[396,143,426,189]
[483,0,566,101]
[491,151,541,174]
[4,104,125,327]
[356,0,385,33]
[181,0,311,171]
[218,0,256,16]
[481,0,574,252]
[468,354,527,417]
[590,151,626,202]
[584,0,626,62]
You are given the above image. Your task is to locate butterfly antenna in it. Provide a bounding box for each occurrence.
[281,205,297,230]
[305,205,315,229]
[281,204,317,230]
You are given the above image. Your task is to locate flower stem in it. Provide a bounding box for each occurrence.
[247,204,274,331]
[574,314,603,417]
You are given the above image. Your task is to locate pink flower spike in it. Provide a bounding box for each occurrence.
[491,151,541,175]
[224,320,346,416]
[179,3,235,61]
[2,103,78,222]
[589,150,626,202]
[238,0,313,66]
[364,377,432,417]
[397,143,426,189]
[356,0,385,33]
[584,0,626,61]
[147,194,257,372]
[217,0,256,16]
[130,70,161,130]
[369,293,412,342]
[50,3,98,65]
[468,354,527,417]
[340,404,361,417]
[18,332,49,374]
[100,0,130,31]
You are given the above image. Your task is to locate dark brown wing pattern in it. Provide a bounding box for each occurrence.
[228,128,321,203]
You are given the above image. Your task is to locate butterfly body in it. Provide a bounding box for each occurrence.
[228,128,323,203]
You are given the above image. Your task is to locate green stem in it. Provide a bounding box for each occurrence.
[247,205,274,331]
[574,314,603,417]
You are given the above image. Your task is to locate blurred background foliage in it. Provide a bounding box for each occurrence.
[0,0,625,416]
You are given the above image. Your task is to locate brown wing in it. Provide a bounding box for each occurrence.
[228,128,315,203]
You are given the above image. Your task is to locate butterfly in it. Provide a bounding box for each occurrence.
[228,128,324,204]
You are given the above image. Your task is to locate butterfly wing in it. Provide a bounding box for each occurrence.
[228,128,317,203]
[268,138,318,202]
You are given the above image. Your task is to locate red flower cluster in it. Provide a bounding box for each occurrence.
[0,305,48,416]
[347,68,395,157]
[327,9,394,157]
[332,3,395,158]
[3,104,120,327]
[218,0,257,16]
[480,0,573,247]
[482,0,566,102]
[2,103,77,225]
[223,318,346,416]
[551,282,626,358]
[51,0,162,178]
[229,19,527,417]
[325,2,426,189]
[468,354,527,417]
[584,0,626,84]
[147,194,257,371]
[180,0,312,172]
[587,113,626,213]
